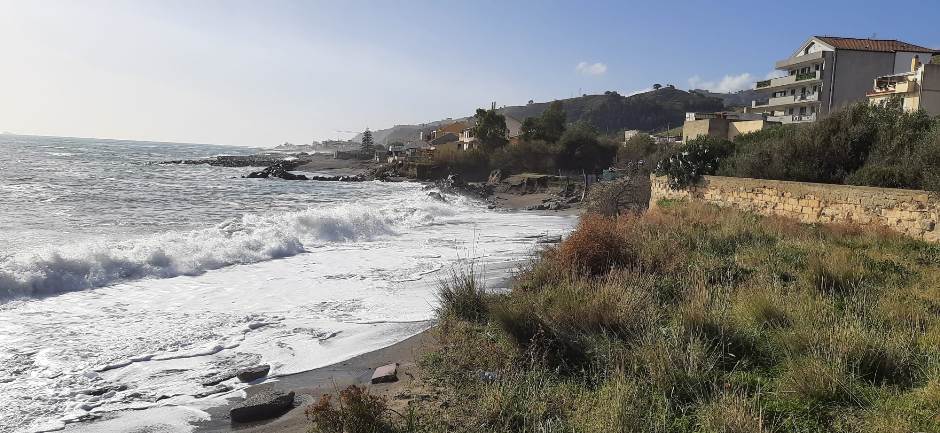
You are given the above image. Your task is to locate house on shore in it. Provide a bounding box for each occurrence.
[867,55,940,116]
[458,114,523,150]
[749,36,939,123]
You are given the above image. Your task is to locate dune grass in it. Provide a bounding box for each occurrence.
[309,200,940,432]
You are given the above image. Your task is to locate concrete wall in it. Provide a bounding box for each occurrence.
[682,118,729,142]
[920,64,940,116]
[650,175,939,242]
[830,50,896,111]
[728,120,771,140]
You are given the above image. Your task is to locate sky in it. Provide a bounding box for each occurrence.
[0,0,938,147]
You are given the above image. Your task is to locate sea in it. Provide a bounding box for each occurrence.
[0,135,576,433]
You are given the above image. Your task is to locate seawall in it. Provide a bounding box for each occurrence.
[650,174,939,242]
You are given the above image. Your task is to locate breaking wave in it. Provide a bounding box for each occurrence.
[0,202,450,301]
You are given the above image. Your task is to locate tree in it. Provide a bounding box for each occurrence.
[555,122,616,173]
[520,101,566,143]
[471,108,508,149]
[360,128,375,157]
[653,83,663,90]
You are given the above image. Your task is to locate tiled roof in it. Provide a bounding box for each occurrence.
[815,36,938,54]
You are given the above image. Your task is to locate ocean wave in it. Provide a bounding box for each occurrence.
[0,201,450,301]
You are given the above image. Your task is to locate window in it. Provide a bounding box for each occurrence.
[813,85,818,93]
[790,88,796,96]
[799,107,806,115]
[814,64,821,71]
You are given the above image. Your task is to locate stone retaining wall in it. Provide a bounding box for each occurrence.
[650,175,939,242]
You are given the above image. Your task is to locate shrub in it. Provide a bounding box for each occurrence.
[433,146,491,179]
[656,136,734,189]
[720,104,940,191]
[306,385,394,433]
[555,122,617,173]
[489,140,559,174]
[554,215,635,276]
[436,268,488,323]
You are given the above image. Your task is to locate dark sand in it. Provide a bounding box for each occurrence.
[194,327,436,433]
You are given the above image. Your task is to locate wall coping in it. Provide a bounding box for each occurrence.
[650,174,933,197]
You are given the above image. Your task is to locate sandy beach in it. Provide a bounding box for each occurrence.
[193,326,436,433]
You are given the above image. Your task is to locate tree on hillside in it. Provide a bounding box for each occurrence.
[471,108,508,149]
[520,101,566,143]
[653,84,663,90]
[555,122,616,173]
[360,128,375,157]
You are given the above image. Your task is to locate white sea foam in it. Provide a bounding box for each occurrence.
[0,202,450,301]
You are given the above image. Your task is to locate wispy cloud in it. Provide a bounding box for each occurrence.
[576,61,607,76]
[687,73,754,93]
[764,70,786,80]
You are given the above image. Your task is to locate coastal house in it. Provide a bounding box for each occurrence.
[867,55,940,116]
[750,36,939,123]
[458,114,524,150]
[682,112,778,142]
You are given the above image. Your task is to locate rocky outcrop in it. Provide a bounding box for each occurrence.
[246,162,308,180]
[230,390,295,423]
[161,154,311,168]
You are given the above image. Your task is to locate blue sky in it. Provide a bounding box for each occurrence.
[0,0,937,146]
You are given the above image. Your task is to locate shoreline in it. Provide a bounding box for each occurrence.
[193,325,437,433]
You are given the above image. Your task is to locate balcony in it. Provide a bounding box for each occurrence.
[767,113,817,124]
[754,71,821,90]
[753,92,819,110]
[775,51,825,69]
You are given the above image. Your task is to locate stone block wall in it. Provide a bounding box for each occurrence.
[650,175,939,242]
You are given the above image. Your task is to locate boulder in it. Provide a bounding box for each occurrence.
[230,390,295,423]
[236,364,270,383]
[427,192,446,202]
[371,363,399,384]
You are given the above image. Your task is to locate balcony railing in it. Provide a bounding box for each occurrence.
[796,71,817,81]
[754,71,821,90]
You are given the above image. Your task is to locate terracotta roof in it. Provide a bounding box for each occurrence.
[438,122,470,134]
[815,36,938,54]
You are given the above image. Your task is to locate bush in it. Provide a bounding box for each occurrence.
[720,104,940,191]
[306,386,395,433]
[656,136,734,189]
[555,122,617,173]
[489,140,559,174]
[554,215,636,276]
[433,147,491,179]
[436,268,488,323]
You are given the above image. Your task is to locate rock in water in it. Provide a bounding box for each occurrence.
[371,363,399,384]
[236,364,270,382]
[230,390,295,423]
[427,192,446,202]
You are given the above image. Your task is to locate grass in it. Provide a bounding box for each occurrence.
[308,201,940,432]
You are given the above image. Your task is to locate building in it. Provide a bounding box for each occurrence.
[458,114,524,150]
[867,55,940,116]
[750,36,939,123]
[683,112,778,142]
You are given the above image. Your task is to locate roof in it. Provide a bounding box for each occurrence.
[437,122,470,134]
[815,36,938,54]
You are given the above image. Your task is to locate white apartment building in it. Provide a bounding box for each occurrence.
[750,36,938,123]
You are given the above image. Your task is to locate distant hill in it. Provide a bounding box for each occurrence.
[690,89,758,109]
[498,88,723,135]
[355,88,729,142]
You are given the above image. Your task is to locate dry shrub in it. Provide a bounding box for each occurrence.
[306,385,392,433]
[554,214,635,276]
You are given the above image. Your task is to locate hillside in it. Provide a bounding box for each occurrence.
[690,88,759,109]
[499,88,723,134]
[355,88,725,142]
